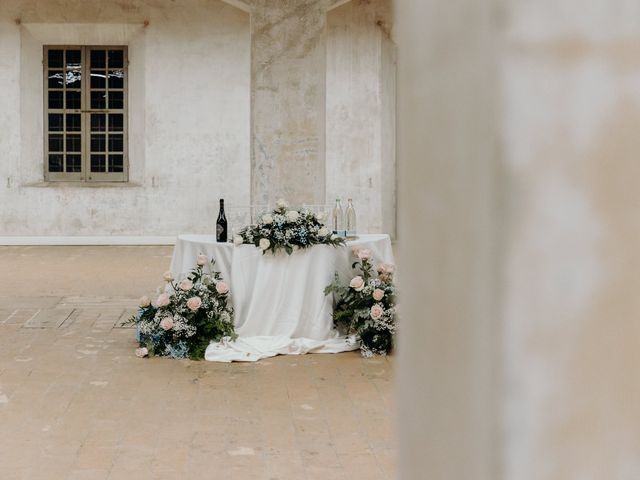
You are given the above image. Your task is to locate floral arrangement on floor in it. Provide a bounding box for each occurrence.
[324,247,397,357]
[128,254,236,360]
[234,199,345,255]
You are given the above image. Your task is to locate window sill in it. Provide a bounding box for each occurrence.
[22,181,142,188]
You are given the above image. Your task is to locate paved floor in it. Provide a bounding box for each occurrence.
[0,246,396,480]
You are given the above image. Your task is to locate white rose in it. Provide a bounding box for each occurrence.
[349,276,365,291]
[162,271,174,282]
[318,226,329,237]
[262,214,273,224]
[276,198,288,209]
[259,238,271,251]
[316,212,327,222]
[138,296,151,308]
[285,210,299,222]
[233,235,244,246]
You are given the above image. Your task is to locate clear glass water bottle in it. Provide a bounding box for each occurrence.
[345,198,356,237]
[332,198,345,237]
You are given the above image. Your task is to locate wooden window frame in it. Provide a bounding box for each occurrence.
[43,45,129,182]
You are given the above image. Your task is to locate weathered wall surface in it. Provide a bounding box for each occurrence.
[0,0,395,239]
[0,0,250,237]
[326,0,395,235]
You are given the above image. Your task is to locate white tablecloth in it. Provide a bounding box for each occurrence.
[170,234,394,362]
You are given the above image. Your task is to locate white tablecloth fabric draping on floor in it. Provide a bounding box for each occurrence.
[169,234,394,362]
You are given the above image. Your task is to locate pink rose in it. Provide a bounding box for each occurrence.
[135,347,148,358]
[179,279,193,291]
[372,288,385,301]
[216,281,229,295]
[196,254,208,266]
[377,263,396,275]
[370,304,384,320]
[352,247,362,256]
[349,276,365,291]
[156,293,170,307]
[186,296,202,311]
[356,248,372,260]
[160,316,174,330]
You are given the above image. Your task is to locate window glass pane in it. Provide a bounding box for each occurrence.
[49,154,63,172]
[48,91,63,109]
[65,50,81,69]
[48,70,64,88]
[108,134,123,152]
[47,49,64,68]
[109,154,124,173]
[108,114,123,132]
[108,50,124,68]
[91,154,106,172]
[108,91,124,109]
[91,71,106,89]
[66,91,81,109]
[90,49,106,69]
[66,114,81,132]
[48,114,64,132]
[91,134,106,152]
[66,69,82,88]
[48,134,64,152]
[107,70,124,89]
[66,155,81,172]
[91,113,106,132]
[91,91,106,109]
[66,135,81,152]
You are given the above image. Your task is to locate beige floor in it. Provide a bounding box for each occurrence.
[0,246,396,480]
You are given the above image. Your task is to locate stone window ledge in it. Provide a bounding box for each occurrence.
[22,181,143,189]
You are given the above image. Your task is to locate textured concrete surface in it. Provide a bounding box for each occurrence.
[250,0,328,207]
[0,246,396,479]
[0,0,251,237]
[0,0,396,239]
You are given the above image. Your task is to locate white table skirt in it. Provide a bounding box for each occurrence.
[170,234,394,362]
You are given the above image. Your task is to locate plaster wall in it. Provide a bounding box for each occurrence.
[326,0,395,235]
[0,0,251,237]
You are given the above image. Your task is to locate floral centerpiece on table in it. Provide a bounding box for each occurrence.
[324,247,397,357]
[234,199,345,255]
[128,254,236,360]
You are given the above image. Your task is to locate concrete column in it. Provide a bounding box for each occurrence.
[249,0,328,207]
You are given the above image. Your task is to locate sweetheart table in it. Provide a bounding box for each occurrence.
[170,234,394,361]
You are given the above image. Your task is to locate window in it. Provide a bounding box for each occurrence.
[44,46,128,182]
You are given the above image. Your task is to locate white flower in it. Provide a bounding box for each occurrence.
[276,198,288,209]
[262,214,274,224]
[162,271,174,282]
[318,226,329,237]
[259,238,271,251]
[349,276,365,291]
[196,254,208,266]
[233,235,244,246]
[138,296,151,308]
[135,347,148,358]
[316,212,327,222]
[285,210,299,222]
